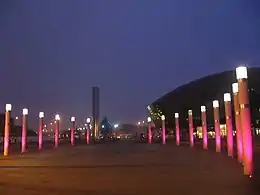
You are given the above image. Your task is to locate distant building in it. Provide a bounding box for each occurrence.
[149,67,260,135]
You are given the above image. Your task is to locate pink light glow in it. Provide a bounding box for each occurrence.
[55,120,59,148]
[238,78,253,176]
[188,111,194,147]
[162,120,166,144]
[38,118,43,150]
[4,111,10,156]
[175,118,180,146]
[224,101,233,157]
[213,105,221,153]
[71,121,75,146]
[148,123,152,144]
[201,107,208,149]
[21,114,27,153]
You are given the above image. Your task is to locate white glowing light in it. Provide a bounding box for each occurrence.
[201,106,206,112]
[188,110,192,116]
[213,100,219,108]
[236,66,248,80]
[5,104,11,112]
[71,116,75,122]
[86,117,91,124]
[147,117,151,122]
[161,115,165,120]
[175,113,179,118]
[22,108,28,115]
[224,93,231,102]
[114,124,119,128]
[55,114,60,121]
[137,121,141,125]
[39,112,44,118]
[232,83,238,93]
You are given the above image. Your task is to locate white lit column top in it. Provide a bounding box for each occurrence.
[5,104,12,112]
[188,110,192,116]
[174,113,179,119]
[224,93,231,102]
[71,116,75,122]
[23,108,28,115]
[161,115,165,120]
[232,83,238,93]
[236,65,248,80]
[201,105,206,112]
[39,112,44,118]
[147,117,151,123]
[55,114,60,121]
[213,100,219,108]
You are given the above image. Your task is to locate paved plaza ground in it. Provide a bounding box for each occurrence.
[0,141,259,195]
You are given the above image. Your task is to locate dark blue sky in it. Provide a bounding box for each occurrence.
[0,0,260,129]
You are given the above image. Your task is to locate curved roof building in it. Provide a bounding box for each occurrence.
[149,67,260,129]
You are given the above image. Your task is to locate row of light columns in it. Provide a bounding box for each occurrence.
[147,65,253,176]
[2,107,92,156]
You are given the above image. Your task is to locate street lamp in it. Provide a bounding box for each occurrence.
[236,65,253,176]
[201,105,208,149]
[175,113,180,146]
[21,108,28,153]
[4,104,12,156]
[232,82,243,163]
[54,114,60,148]
[70,116,76,146]
[213,100,221,153]
[224,93,233,157]
[38,112,44,150]
[161,115,166,144]
[86,117,91,144]
[188,110,194,147]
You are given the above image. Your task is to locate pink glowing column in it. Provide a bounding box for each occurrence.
[21,108,28,153]
[201,106,208,149]
[161,115,166,144]
[147,117,152,144]
[70,117,75,146]
[38,112,44,150]
[175,113,180,146]
[213,100,221,153]
[236,66,253,176]
[54,114,60,148]
[232,83,243,163]
[224,93,233,157]
[86,117,91,144]
[4,104,12,156]
[188,110,194,147]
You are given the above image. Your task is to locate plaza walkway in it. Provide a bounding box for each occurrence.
[0,142,258,195]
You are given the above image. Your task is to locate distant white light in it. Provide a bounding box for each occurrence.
[147,117,151,123]
[114,124,119,128]
[213,100,219,108]
[201,106,206,112]
[161,115,165,120]
[86,117,91,124]
[174,113,179,118]
[236,65,248,80]
[23,108,28,115]
[55,114,60,121]
[71,116,75,122]
[188,110,192,116]
[224,93,231,102]
[39,112,44,118]
[5,104,12,112]
[232,83,238,93]
[137,121,141,125]
[102,125,104,128]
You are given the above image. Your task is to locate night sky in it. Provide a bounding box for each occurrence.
[0,0,260,129]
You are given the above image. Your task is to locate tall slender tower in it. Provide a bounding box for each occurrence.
[92,87,100,139]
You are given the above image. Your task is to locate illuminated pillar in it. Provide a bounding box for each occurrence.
[70,117,75,146]
[55,114,60,148]
[175,113,180,146]
[232,83,243,163]
[224,93,233,157]
[201,106,208,149]
[4,104,11,156]
[213,100,221,153]
[236,66,253,176]
[38,112,44,150]
[147,117,152,144]
[21,108,28,153]
[86,117,91,144]
[161,115,166,144]
[188,110,194,147]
